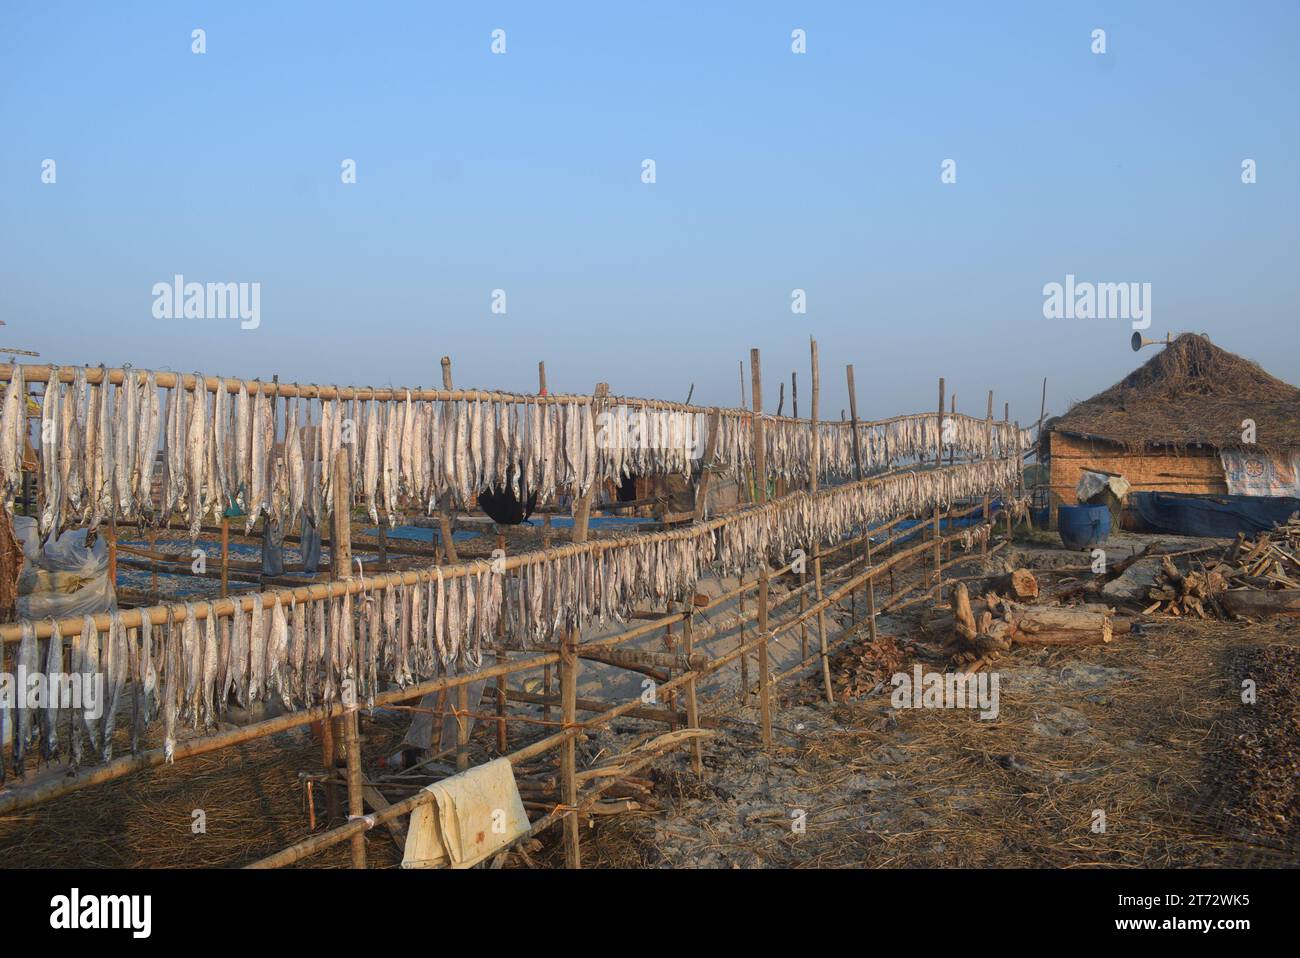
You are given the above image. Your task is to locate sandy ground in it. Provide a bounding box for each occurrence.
[532,537,1300,869]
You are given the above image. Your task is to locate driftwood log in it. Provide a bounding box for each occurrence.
[939,582,1125,668]
[987,568,1039,600]
[1219,589,1300,618]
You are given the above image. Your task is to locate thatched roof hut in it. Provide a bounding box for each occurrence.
[1045,334,1300,511]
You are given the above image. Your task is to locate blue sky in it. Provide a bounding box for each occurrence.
[1,1,1296,427]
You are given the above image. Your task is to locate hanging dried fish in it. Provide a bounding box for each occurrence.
[42,620,63,764]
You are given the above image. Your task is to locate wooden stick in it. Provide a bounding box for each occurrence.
[983,390,993,557]
[329,449,352,579]
[343,702,366,868]
[810,337,832,703]
[437,357,460,563]
[681,603,704,777]
[750,347,772,748]
[934,378,945,592]
[220,518,229,597]
[692,410,721,521]
[560,627,581,868]
[496,534,508,754]
[571,382,607,542]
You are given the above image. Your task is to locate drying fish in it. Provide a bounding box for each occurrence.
[13,621,40,773]
[100,611,127,761]
[234,382,250,510]
[163,618,179,763]
[185,373,208,538]
[41,620,62,764]
[0,365,24,498]
[201,604,219,726]
[38,368,62,536]
[231,598,250,707]
[249,597,265,703]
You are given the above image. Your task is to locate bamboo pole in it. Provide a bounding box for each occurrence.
[560,627,581,868]
[692,410,721,521]
[343,699,366,868]
[571,382,607,542]
[681,602,704,777]
[934,378,945,592]
[845,364,877,642]
[437,357,460,563]
[2,361,1012,427]
[810,338,832,702]
[1005,402,1013,540]
[495,534,508,754]
[219,518,229,597]
[983,390,993,558]
[750,348,772,748]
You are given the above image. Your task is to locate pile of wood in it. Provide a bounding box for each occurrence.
[1144,518,1300,619]
[933,578,1131,673]
[1142,554,1228,618]
[1223,518,1300,588]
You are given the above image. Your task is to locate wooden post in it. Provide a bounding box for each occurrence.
[949,394,957,467]
[846,365,864,482]
[537,361,548,395]
[343,698,366,868]
[106,521,117,594]
[1033,378,1047,529]
[791,371,798,420]
[330,450,352,579]
[1004,403,1013,540]
[847,362,880,649]
[845,365,867,628]
[983,390,993,558]
[219,518,229,597]
[326,449,353,824]
[495,533,508,754]
[750,348,772,749]
[810,337,832,703]
[933,378,945,594]
[437,358,459,564]
[692,410,721,521]
[456,682,470,771]
[148,526,159,600]
[560,627,581,868]
[319,716,338,823]
[682,604,703,777]
[739,361,752,503]
[737,590,749,704]
[571,383,607,542]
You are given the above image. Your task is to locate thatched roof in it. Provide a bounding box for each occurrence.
[1051,333,1300,453]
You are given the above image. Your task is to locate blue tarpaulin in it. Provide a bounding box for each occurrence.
[1131,492,1300,538]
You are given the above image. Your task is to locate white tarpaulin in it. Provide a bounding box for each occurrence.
[1076,470,1131,503]
[402,757,530,869]
[1220,451,1300,497]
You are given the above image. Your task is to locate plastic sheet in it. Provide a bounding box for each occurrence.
[13,516,116,619]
